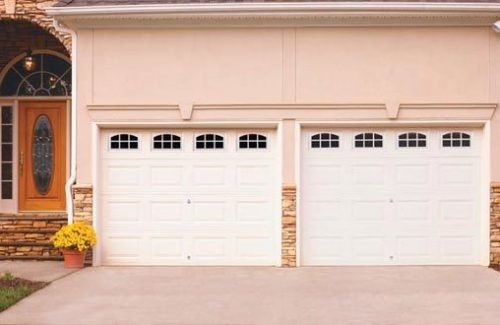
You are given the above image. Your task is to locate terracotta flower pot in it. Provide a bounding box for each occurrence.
[62,249,86,268]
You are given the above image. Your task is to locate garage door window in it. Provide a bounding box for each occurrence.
[239,134,267,149]
[354,133,383,148]
[398,132,427,148]
[311,133,339,148]
[153,134,181,149]
[442,132,471,148]
[195,134,224,149]
[110,134,139,149]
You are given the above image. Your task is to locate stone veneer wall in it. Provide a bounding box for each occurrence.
[0,214,66,259]
[72,184,93,225]
[73,184,93,263]
[282,184,297,267]
[491,183,500,265]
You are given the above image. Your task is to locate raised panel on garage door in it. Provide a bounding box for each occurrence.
[100,130,278,265]
[301,128,482,266]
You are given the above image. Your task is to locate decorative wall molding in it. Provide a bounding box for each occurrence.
[87,103,497,122]
[87,104,178,111]
[179,102,193,120]
[53,13,500,29]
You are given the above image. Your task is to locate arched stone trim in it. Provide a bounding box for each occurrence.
[0,0,71,52]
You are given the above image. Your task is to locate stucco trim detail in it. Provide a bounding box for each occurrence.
[86,103,497,123]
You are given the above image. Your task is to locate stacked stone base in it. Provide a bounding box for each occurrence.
[491,183,500,265]
[0,214,67,260]
[282,185,297,267]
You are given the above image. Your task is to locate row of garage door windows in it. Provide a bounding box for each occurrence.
[109,132,472,150]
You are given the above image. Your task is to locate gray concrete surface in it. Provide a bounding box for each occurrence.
[1,266,500,325]
[0,261,77,283]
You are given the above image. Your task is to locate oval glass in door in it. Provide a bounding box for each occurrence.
[31,114,54,195]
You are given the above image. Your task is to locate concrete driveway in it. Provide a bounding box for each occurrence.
[1,266,500,325]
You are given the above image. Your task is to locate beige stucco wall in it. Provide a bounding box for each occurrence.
[75,26,500,183]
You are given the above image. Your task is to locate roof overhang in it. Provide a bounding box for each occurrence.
[46,2,500,29]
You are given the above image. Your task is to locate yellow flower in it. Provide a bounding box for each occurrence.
[51,222,97,252]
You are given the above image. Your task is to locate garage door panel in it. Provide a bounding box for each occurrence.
[305,237,345,260]
[304,200,343,221]
[394,165,430,185]
[192,165,228,187]
[150,201,184,222]
[100,129,277,266]
[351,200,388,222]
[352,164,387,186]
[352,237,387,258]
[396,237,433,258]
[104,200,143,223]
[103,237,142,258]
[104,165,142,188]
[438,163,476,186]
[304,164,343,186]
[236,237,274,258]
[150,237,184,259]
[439,200,475,222]
[301,128,481,265]
[235,201,273,222]
[150,166,184,187]
[439,237,476,258]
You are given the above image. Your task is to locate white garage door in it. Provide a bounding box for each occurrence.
[100,129,278,265]
[301,128,482,265]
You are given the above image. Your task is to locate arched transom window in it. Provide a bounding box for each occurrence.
[0,52,71,96]
[110,134,139,150]
[442,132,471,147]
[195,134,224,149]
[153,134,181,149]
[354,133,383,148]
[239,134,267,149]
[311,133,339,148]
[398,132,427,148]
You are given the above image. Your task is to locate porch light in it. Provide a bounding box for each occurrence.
[23,49,36,72]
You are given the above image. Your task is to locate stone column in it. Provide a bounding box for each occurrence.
[491,182,500,265]
[72,184,93,224]
[282,184,297,267]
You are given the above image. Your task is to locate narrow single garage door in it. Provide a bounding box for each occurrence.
[301,128,482,265]
[100,130,278,265]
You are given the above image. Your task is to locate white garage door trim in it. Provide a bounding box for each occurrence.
[91,123,282,266]
[297,122,490,267]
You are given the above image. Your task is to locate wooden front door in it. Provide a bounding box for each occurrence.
[19,101,67,211]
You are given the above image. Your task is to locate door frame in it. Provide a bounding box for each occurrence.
[91,121,283,266]
[13,99,70,212]
[296,120,491,267]
[0,98,70,213]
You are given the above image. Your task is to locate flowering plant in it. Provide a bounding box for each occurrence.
[51,222,97,252]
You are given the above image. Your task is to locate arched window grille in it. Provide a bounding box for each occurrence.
[354,133,383,148]
[195,134,224,149]
[153,134,181,149]
[0,53,71,96]
[110,134,139,150]
[311,133,340,148]
[239,134,267,149]
[442,132,471,148]
[398,133,427,148]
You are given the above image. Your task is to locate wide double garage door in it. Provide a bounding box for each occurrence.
[301,128,482,265]
[100,127,482,266]
[100,130,278,265]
